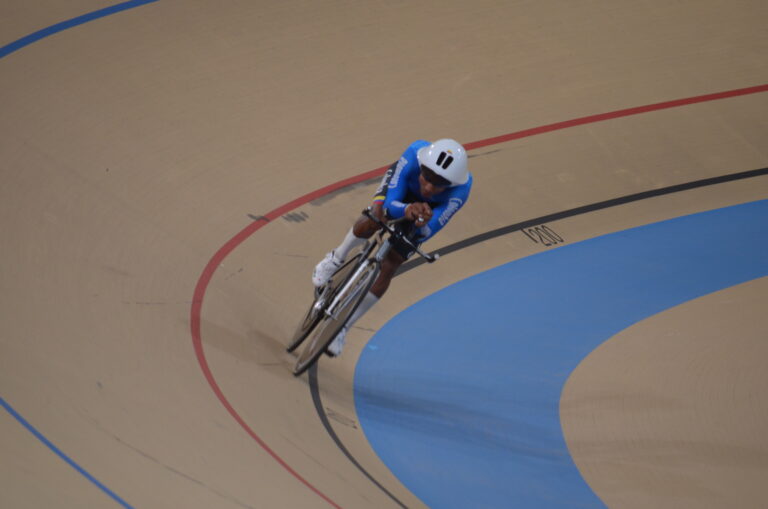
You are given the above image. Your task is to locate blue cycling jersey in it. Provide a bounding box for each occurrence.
[378,140,472,242]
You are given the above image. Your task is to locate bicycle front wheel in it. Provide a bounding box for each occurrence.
[285,289,325,353]
[293,259,379,376]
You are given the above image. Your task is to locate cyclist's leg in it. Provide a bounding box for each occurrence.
[315,202,384,276]
[352,201,384,238]
[327,221,416,355]
[370,221,420,297]
[371,248,407,297]
[311,208,370,287]
[313,163,394,287]
[326,288,379,356]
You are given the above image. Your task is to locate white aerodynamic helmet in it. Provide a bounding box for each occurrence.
[417,138,469,186]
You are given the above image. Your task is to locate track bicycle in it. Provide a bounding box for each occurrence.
[287,208,439,376]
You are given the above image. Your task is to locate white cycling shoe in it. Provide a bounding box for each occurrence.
[312,251,343,287]
[326,326,347,357]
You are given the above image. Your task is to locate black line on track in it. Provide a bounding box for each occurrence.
[399,166,768,274]
[308,364,408,509]
[308,165,767,506]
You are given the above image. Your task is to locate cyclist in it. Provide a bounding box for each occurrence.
[312,138,472,356]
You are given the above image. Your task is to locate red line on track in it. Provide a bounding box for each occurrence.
[190,83,767,507]
[464,84,768,150]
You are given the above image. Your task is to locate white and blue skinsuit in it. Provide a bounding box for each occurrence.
[373,140,472,243]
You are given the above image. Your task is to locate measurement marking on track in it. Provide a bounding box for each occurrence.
[522,224,565,246]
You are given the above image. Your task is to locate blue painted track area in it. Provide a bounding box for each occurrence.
[354,199,768,508]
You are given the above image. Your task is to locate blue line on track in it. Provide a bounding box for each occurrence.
[1,396,134,508]
[0,0,159,59]
[1,2,159,504]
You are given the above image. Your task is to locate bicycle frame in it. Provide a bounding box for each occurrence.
[325,209,439,316]
[323,223,388,320]
[289,208,440,375]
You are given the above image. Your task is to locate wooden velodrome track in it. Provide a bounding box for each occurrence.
[2,1,767,507]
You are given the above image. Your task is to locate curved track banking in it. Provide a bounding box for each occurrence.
[3,1,767,507]
[191,86,768,506]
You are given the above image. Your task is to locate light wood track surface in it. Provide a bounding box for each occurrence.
[1,1,766,507]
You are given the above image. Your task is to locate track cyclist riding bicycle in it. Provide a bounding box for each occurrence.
[312,138,472,356]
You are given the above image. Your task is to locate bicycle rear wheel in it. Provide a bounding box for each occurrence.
[286,254,362,353]
[293,259,379,376]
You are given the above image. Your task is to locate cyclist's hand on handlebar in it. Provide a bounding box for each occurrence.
[405,203,432,227]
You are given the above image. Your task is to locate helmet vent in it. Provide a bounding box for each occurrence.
[436,152,454,169]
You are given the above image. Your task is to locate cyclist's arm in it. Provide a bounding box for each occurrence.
[383,141,429,219]
[383,159,412,219]
[416,180,471,241]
